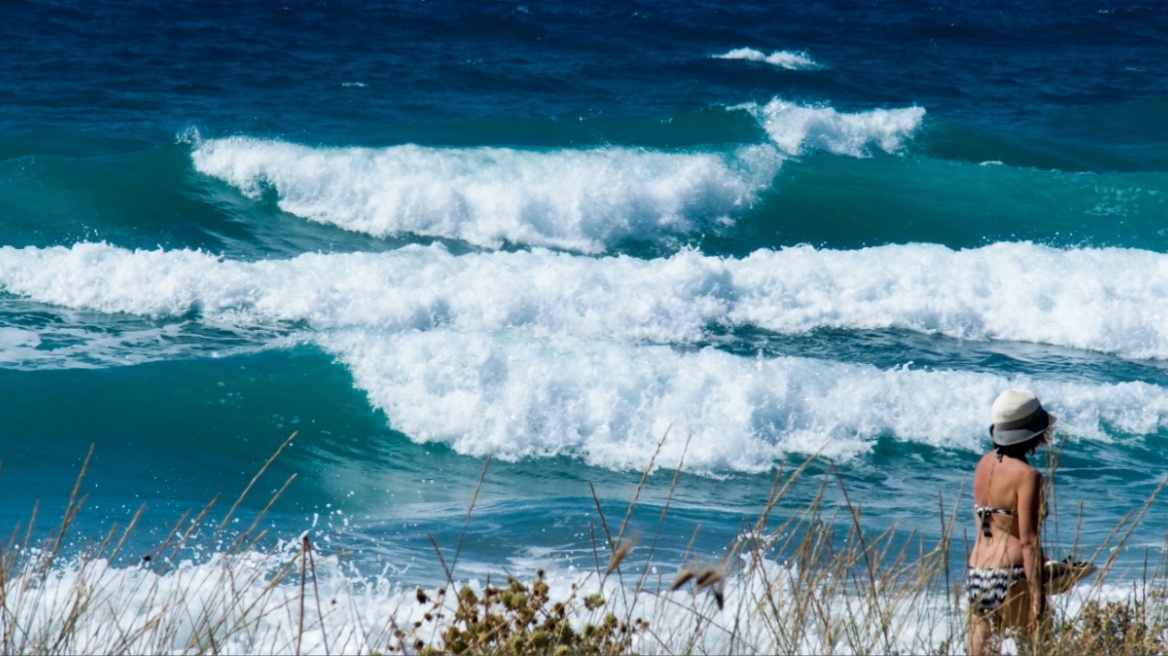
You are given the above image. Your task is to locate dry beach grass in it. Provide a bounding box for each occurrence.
[0,432,1166,655]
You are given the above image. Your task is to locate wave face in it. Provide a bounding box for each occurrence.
[191,139,781,252]
[2,0,1167,607]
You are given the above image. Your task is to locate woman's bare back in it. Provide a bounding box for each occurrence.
[968,451,1042,568]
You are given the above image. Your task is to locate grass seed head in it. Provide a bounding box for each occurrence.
[695,566,725,589]
[670,567,697,591]
[606,539,633,574]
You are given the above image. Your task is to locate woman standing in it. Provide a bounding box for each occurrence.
[967,389,1054,655]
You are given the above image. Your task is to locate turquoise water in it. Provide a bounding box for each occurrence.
[2,1,1167,595]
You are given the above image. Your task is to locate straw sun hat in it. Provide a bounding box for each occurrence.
[990,389,1054,446]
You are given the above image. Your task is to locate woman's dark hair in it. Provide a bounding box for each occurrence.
[995,432,1046,461]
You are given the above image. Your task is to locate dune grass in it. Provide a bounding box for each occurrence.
[1,432,1166,655]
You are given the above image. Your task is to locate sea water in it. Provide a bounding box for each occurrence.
[1,0,1166,651]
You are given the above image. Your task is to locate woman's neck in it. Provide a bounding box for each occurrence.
[995,449,1028,464]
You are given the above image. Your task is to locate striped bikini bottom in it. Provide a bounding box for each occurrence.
[966,566,1026,611]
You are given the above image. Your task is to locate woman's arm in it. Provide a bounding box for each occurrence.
[1016,468,1045,631]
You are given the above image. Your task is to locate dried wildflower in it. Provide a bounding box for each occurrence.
[584,593,605,610]
[458,585,478,604]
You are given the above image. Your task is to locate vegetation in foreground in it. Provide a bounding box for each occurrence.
[1,433,1165,655]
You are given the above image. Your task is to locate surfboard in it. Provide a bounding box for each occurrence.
[1043,557,1097,595]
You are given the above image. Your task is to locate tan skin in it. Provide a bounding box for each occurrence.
[967,430,1049,656]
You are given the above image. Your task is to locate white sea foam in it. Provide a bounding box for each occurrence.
[713,47,820,70]
[7,241,1168,469]
[0,326,39,350]
[0,322,271,370]
[318,329,1168,471]
[3,241,1168,359]
[736,98,925,156]
[188,100,922,251]
[191,138,782,253]
[2,543,1131,656]
[0,547,957,655]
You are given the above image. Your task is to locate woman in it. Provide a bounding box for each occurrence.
[967,389,1054,655]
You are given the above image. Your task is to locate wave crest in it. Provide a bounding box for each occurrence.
[191,139,781,253]
[712,48,820,70]
[736,98,925,157]
[4,241,1168,359]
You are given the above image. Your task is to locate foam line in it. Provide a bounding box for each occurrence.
[318,329,1168,471]
[3,241,1168,360]
[191,138,782,253]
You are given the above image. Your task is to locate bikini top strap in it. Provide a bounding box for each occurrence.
[974,504,1017,538]
[978,452,1016,538]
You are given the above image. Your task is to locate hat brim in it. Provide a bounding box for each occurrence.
[991,408,1053,446]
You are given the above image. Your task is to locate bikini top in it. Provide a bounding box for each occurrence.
[974,504,1017,538]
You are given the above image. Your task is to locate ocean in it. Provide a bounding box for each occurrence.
[1,0,1167,652]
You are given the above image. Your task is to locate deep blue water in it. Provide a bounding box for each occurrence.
[2,0,1167,598]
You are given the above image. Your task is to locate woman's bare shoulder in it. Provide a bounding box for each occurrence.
[974,451,1040,482]
[1001,460,1042,489]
